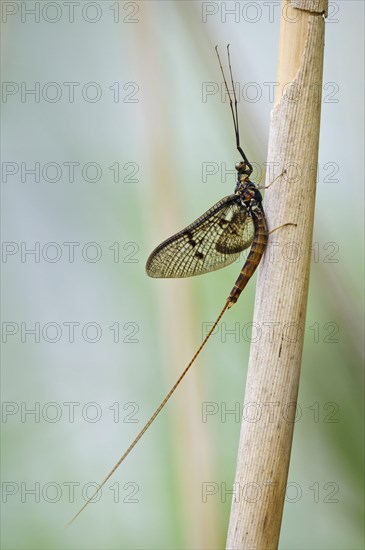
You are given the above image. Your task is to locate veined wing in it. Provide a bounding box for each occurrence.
[146,195,255,278]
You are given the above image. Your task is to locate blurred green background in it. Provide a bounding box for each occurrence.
[1,1,364,549]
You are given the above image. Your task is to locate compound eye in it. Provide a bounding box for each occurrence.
[235,161,245,172]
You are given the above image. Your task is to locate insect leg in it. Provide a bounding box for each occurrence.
[267,223,297,236]
[257,169,287,190]
[215,45,252,174]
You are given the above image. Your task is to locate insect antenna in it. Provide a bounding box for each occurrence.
[67,301,229,526]
[215,45,253,174]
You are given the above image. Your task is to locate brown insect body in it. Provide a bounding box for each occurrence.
[67,45,273,526]
[228,173,268,307]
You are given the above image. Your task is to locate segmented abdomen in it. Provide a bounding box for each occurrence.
[227,208,268,307]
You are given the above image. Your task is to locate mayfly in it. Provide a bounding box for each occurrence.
[68,45,285,525]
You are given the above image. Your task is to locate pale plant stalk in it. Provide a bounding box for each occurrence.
[226,1,328,548]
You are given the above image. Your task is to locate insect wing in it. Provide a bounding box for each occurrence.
[216,207,254,254]
[146,195,255,278]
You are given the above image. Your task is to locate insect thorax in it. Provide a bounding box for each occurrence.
[234,177,263,209]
